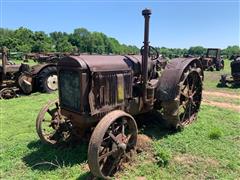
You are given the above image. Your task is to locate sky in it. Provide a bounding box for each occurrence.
[0,0,239,49]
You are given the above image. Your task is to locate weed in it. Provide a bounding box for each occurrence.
[154,148,172,167]
[209,128,223,140]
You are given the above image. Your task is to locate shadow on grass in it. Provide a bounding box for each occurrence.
[135,110,179,140]
[22,111,176,179]
[216,84,240,89]
[22,140,88,171]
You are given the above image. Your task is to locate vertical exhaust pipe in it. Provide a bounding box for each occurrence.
[142,8,151,103]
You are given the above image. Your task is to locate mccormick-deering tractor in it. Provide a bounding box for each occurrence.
[0,48,58,99]
[36,9,204,179]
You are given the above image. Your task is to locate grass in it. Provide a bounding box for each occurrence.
[121,106,240,179]
[13,59,38,66]
[1,93,240,179]
[208,127,223,140]
[0,59,239,179]
[203,95,240,106]
[203,59,240,94]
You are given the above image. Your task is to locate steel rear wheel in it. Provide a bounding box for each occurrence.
[88,110,137,179]
[36,99,72,145]
[178,67,202,126]
[162,63,203,128]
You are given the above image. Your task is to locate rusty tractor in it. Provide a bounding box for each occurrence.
[201,48,224,71]
[0,47,58,99]
[219,56,240,87]
[36,9,204,179]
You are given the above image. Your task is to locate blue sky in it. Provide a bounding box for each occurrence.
[0,0,239,48]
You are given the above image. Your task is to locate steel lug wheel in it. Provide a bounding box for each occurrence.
[161,62,203,129]
[88,110,138,179]
[0,88,17,99]
[36,99,72,145]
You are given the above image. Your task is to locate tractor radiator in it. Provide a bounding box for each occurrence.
[59,69,81,112]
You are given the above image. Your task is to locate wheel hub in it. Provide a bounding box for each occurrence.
[46,75,58,91]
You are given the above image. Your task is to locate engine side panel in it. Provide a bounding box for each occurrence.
[89,70,133,115]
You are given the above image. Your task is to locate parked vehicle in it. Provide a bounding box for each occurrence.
[0,47,58,99]
[35,9,204,179]
[201,48,224,71]
[219,56,240,87]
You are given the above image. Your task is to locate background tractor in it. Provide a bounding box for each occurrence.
[35,9,204,179]
[0,47,58,99]
[201,48,224,71]
[219,56,240,87]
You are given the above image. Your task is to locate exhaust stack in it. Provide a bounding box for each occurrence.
[142,8,151,103]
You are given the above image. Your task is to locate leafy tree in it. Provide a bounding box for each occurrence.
[188,46,206,56]
[0,27,238,59]
[32,31,54,52]
[221,45,240,58]
[90,32,105,54]
[50,31,75,52]
[70,28,91,53]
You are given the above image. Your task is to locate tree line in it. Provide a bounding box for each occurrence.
[0,27,239,58]
[0,27,139,55]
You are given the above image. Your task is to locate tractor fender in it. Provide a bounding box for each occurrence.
[30,63,56,76]
[156,57,203,101]
[30,63,57,91]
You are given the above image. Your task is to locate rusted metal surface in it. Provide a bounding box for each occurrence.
[30,63,56,75]
[141,9,151,105]
[161,64,203,128]
[36,99,72,145]
[157,57,203,101]
[36,8,204,179]
[201,48,224,71]
[0,87,17,99]
[0,47,58,99]
[88,110,137,179]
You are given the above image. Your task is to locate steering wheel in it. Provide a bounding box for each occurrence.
[140,46,159,60]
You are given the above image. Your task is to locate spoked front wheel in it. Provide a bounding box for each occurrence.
[88,110,138,179]
[36,99,72,145]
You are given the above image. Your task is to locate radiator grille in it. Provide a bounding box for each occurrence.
[59,70,80,112]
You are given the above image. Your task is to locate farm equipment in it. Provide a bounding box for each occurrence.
[219,56,240,87]
[36,9,204,179]
[201,48,224,71]
[0,47,58,99]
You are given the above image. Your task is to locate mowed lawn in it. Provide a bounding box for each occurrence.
[0,60,240,179]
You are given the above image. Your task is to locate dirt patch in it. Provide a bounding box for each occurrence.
[203,91,240,99]
[136,134,153,153]
[173,154,219,167]
[202,100,240,112]
[135,177,147,180]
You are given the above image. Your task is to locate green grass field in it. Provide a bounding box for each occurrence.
[203,60,240,94]
[0,60,239,179]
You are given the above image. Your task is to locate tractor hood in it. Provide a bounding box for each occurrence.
[58,55,142,74]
